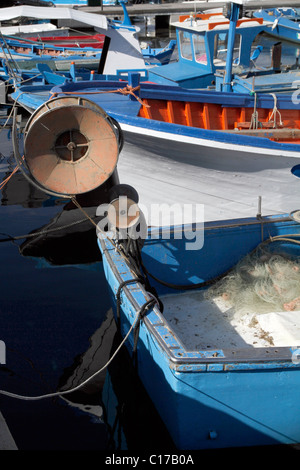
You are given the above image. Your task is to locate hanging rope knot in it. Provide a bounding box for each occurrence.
[268,92,283,128]
[117,84,139,95]
[250,92,262,130]
[46,85,150,108]
[116,84,150,107]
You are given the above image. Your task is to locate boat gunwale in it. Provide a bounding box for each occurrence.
[52,80,300,109]
[98,213,300,369]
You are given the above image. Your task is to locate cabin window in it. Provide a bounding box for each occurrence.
[213,33,241,66]
[193,34,207,65]
[179,30,193,61]
[250,33,298,70]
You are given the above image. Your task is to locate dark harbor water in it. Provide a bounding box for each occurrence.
[0,122,179,452]
[0,119,297,460]
[1,23,300,460]
[0,16,180,453]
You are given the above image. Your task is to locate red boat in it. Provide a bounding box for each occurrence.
[27,33,105,49]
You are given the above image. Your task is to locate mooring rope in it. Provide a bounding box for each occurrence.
[49,84,150,107]
[0,155,24,191]
[268,92,283,128]
[249,92,261,129]
[2,192,300,400]
[0,195,159,401]
[0,215,100,243]
[0,97,21,136]
[0,306,142,401]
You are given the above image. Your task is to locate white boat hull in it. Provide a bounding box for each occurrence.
[117,126,300,225]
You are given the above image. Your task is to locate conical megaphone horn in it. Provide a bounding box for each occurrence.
[15,96,121,197]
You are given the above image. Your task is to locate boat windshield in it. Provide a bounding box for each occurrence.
[179,30,193,61]
[193,34,207,65]
[179,30,208,65]
[213,33,241,66]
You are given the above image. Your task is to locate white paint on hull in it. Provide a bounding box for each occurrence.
[117,131,300,225]
[120,122,300,160]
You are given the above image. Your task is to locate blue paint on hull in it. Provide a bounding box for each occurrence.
[11,79,300,158]
[98,214,300,449]
[254,9,300,45]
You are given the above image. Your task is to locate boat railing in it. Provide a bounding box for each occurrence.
[0,32,21,82]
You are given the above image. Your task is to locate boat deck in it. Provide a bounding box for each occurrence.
[233,71,300,94]
[162,290,300,350]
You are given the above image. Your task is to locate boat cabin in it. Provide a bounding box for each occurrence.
[147,12,273,89]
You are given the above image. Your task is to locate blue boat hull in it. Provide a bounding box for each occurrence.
[98,214,300,449]
[255,9,300,45]
[11,79,300,159]
[10,78,300,225]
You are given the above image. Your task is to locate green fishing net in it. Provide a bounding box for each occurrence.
[205,245,300,314]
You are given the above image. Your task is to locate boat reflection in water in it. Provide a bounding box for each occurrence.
[1,169,175,450]
[58,308,175,451]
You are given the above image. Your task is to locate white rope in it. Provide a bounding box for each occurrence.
[268,93,283,128]
[250,92,260,129]
[0,96,20,134]
[0,309,141,401]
